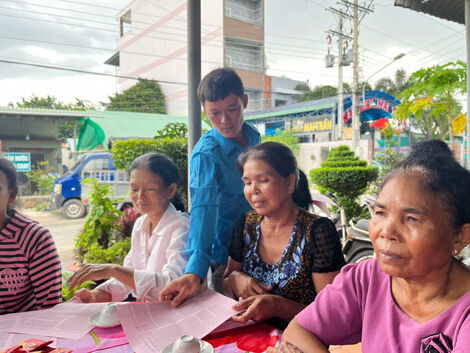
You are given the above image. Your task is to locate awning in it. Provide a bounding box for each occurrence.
[394,0,464,24]
[77,110,210,151]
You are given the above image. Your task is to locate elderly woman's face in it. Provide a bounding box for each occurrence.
[242,158,295,217]
[369,172,457,279]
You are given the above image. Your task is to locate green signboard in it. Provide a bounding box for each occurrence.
[2,152,31,172]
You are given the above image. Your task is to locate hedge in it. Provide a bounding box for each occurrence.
[111,137,188,201]
[310,145,378,220]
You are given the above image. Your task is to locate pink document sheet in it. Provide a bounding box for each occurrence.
[118,289,238,353]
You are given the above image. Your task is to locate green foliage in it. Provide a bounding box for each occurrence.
[26,161,55,195]
[394,61,466,147]
[295,83,352,102]
[111,126,188,201]
[262,129,300,156]
[83,238,131,264]
[373,68,410,97]
[62,271,96,301]
[154,122,187,139]
[75,178,126,264]
[9,95,96,138]
[374,150,406,186]
[310,145,378,220]
[105,78,166,114]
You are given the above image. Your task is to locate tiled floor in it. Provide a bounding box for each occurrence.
[330,343,363,353]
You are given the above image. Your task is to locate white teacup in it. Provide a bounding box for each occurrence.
[99,302,119,324]
[172,335,201,353]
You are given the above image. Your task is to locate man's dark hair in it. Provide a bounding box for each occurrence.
[197,68,245,105]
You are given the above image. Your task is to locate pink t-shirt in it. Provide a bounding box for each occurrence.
[296,259,470,353]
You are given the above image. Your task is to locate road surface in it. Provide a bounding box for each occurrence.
[22,209,85,270]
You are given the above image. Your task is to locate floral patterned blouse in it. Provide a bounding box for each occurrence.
[229,208,345,305]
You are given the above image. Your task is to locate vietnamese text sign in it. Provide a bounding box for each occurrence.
[2,152,31,172]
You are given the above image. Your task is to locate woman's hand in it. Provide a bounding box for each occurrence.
[226,271,272,299]
[67,264,116,290]
[266,341,305,353]
[231,294,279,323]
[73,288,111,303]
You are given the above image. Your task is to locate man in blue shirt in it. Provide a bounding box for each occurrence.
[159,68,260,307]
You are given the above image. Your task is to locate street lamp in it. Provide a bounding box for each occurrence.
[362,53,406,104]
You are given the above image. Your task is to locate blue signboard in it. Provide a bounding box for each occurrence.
[2,152,31,172]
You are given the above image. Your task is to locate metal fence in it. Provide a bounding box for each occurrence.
[16,150,56,196]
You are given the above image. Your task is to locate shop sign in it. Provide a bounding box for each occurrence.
[2,152,31,172]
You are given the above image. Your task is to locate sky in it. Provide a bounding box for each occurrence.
[0,0,466,109]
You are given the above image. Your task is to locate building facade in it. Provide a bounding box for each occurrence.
[107,0,265,116]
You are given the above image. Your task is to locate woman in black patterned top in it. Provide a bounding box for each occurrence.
[223,142,345,327]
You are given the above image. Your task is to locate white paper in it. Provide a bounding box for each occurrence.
[8,301,112,339]
[118,289,238,353]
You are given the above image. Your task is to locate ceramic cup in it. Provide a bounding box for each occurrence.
[172,335,201,353]
[99,302,119,324]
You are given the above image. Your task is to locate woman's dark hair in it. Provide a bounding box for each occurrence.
[0,158,18,215]
[197,68,245,104]
[380,139,470,228]
[129,153,185,212]
[237,142,312,210]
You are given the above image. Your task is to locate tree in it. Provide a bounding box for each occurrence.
[393,61,466,149]
[104,78,166,114]
[310,145,378,220]
[373,68,410,98]
[262,129,300,156]
[9,95,96,138]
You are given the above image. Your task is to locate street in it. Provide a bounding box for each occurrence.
[22,208,84,270]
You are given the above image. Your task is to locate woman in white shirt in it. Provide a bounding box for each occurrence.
[67,153,190,302]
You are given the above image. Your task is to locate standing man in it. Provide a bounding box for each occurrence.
[159,68,260,307]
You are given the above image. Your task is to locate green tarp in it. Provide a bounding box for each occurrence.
[77,110,208,151]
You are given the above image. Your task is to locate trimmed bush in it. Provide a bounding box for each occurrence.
[111,136,188,202]
[310,145,378,220]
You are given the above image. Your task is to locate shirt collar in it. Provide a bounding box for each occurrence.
[213,122,259,155]
[135,203,176,234]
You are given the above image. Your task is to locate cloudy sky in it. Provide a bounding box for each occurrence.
[0,0,466,108]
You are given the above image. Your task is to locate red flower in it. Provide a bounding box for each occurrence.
[372,118,389,130]
[236,332,279,353]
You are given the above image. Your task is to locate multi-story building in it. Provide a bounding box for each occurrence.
[106,0,265,116]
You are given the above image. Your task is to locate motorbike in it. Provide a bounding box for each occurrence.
[342,195,375,263]
[321,193,375,264]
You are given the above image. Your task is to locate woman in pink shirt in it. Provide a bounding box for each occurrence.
[270,140,470,353]
[67,153,190,302]
[0,158,62,314]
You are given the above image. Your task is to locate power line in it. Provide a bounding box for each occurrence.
[0,58,187,86]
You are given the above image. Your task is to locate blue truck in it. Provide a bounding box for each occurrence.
[50,152,130,219]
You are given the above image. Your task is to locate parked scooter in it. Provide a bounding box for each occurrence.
[342,196,376,263]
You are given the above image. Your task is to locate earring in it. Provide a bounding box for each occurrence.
[452,249,459,256]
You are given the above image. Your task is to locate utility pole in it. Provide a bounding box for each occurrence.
[351,0,359,153]
[337,12,344,140]
[341,0,373,153]
[327,7,352,141]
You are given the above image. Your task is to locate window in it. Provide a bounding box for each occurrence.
[120,10,132,37]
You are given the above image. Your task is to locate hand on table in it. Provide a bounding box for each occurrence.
[231,294,279,324]
[266,341,304,353]
[73,288,111,303]
[225,271,272,299]
[67,263,116,290]
[158,273,201,308]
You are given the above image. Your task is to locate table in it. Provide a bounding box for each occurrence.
[29,321,282,353]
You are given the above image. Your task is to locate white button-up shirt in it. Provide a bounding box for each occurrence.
[96,203,190,301]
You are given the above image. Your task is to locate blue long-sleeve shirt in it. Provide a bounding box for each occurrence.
[185,122,260,280]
